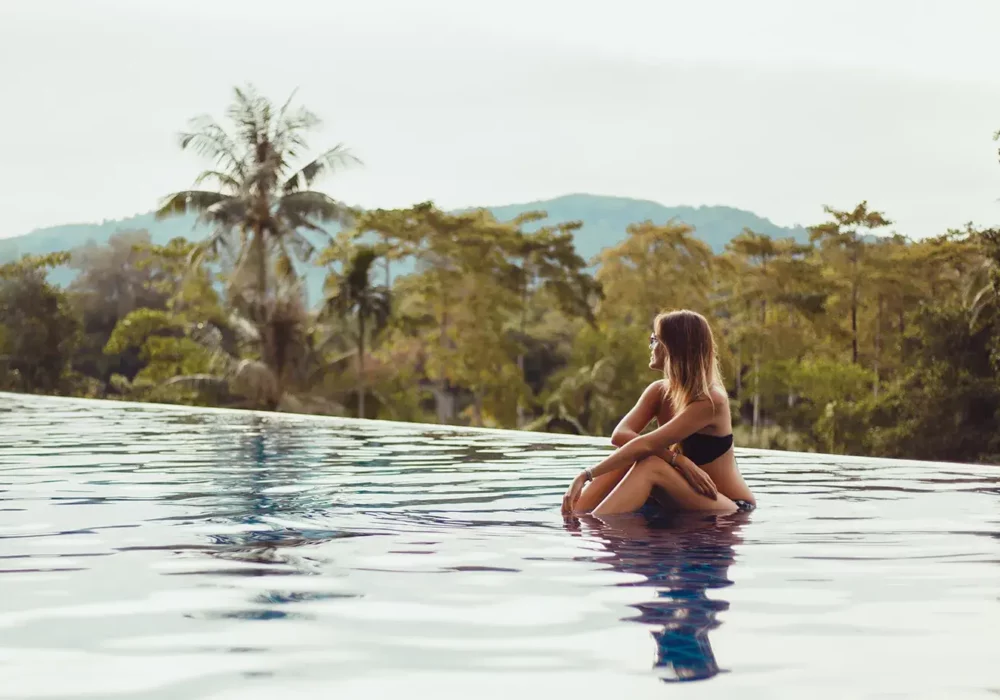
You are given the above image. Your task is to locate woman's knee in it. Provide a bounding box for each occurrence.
[634,455,737,512]
[632,455,675,483]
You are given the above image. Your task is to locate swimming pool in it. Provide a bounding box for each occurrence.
[1,393,998,699]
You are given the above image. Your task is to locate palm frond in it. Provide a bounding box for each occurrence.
[283,145,360,193]
[274,88,301,128]
[178,117,245,176]
[192,169,242,191]
[155,190,229,220]
[163,374,228,391]
[230,358,281,407]
[278,191,353,226]
[282,229,318,263]
[225,310,260,343]
[201,197,248,228]
[228,85,267,156]
[282,212,330,237]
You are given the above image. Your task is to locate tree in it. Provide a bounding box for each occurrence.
[385,204,526,423]
[351,207,426,289]
[101,238,226,405]
[156,84,359,404]
[509,214,600,425]
[322,246,391,418]
[594,220,715,325]
[0,253,80,394]
[530,321,651,436]
[68,230,174,386]
[157,85,357,298]
[809,202,892,364]
[865,302,1000,462]
[722,230,815,437]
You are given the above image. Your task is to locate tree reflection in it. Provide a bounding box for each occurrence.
[569,510,747,682]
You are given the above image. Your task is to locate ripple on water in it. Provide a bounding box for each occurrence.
[1,393,999,699]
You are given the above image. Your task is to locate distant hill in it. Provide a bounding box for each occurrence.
[0,193,808,299]
[486,193,809,258]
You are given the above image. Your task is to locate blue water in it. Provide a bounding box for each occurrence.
[1,393,999,699]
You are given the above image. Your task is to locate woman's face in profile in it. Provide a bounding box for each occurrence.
[649,330,667,371]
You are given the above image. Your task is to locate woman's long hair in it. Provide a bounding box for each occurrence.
[654,309,724,413]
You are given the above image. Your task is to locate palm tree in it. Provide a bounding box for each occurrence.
[323,246,391,418]
[525,358,619,435]
[157,85,357,298]
[155,84,358,406]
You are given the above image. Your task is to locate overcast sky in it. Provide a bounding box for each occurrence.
[2,0,999,239]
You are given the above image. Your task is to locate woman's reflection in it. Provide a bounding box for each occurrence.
[568,510,747,682]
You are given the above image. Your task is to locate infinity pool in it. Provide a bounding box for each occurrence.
[1,393,998,699]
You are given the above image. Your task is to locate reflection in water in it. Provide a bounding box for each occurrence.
[4,394,999,698]
[571,510,746,682]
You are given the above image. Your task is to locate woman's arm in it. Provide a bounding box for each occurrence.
[610,381,665,447]
[585,399,715,482]
[562,400,717,514]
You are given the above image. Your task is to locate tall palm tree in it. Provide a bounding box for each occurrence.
[323,246,391,418]
[157,85,357,300]
[155,84,359,406]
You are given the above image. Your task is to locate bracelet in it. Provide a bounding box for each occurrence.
[583,468,593,482]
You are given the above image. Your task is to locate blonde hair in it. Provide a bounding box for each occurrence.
[654,309,724,413]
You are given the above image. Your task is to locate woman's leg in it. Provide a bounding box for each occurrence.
[573,466,630,513]
[592,455,738,516]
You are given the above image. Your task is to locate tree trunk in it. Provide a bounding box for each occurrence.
[357,313,366,419]
[435,295,453,423]
[752,352,760,443]
[433,385,455,424]
[851,261,859,364]
[735,343,742,404]
[473,390,484,427]
[516,281,528,428]
[382,233,391,289]
[752,297,766,442]
[873,293,883,398]
[898,305,905,361]
[255,226,268,302]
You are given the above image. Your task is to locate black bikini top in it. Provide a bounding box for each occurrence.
[680,432,734,466]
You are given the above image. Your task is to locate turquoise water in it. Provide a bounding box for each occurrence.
[1,393,999,699]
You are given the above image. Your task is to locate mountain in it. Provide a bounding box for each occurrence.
[0,194,809,298]
[486,193,809,259]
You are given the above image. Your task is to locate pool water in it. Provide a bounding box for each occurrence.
[1,393,999,699]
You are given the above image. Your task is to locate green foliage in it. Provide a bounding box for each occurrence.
[67,230,178,386]
[530,321,651,436]
[0,252,71,277]
[323,245,392,418]
[863,303,1000,463]
[104,309,175,356]
[0,261,80,394]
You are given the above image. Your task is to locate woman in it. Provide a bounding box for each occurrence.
[562,309,755,517]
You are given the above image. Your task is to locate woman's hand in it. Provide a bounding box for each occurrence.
[672,455,718,499]
[561,471,588,516]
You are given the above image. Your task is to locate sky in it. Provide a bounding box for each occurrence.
[1,0,999,239]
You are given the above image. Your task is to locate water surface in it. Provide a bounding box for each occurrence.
[1,394,999,699]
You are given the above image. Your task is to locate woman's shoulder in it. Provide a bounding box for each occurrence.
[643,379,668,399]
[708,384,728,405]
[707,385,733,423]
[691,385,729,412]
